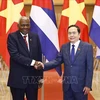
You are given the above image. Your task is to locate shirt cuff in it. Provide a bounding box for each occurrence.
[39,79,44,83]
[31,60,35,66]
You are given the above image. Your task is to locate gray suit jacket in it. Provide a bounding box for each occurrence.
[44,41,93,92]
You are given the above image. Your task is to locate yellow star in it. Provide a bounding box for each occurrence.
[0,0,24,33]
[62,0,87,25]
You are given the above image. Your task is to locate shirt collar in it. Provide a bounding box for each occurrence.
[20,32,28,37]
[70,40,80,48]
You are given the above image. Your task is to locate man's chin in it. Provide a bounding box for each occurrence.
[21,31,28,35]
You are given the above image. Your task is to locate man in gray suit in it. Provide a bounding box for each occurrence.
[35,25,93,100]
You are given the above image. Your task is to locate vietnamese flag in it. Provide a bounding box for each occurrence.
[58,0,89,47]
[0,0,25,67]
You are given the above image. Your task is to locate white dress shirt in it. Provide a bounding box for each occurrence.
[70,40,80,55]
[20,32,35,66]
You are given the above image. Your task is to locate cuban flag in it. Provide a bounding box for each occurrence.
[30,0,62,76]
[90,0,100,58]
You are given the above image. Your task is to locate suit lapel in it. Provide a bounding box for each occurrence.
[28,33,33,57]
[65,43,71,64]
[73,41,83,63]
[18,32,29,54]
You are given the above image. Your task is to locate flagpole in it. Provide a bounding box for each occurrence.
[41,83,44,100]
[41,55,45,100]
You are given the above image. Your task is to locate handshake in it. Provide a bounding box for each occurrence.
[34,61,44,70]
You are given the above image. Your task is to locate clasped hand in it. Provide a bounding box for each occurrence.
[34,61,44,70]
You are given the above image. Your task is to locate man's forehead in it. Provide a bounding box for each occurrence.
[19,17,30,24]
[20,16,29,21]
[68,27,77,31]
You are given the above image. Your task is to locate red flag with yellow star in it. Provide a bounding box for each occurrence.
[0,0,25,66]
[58,0,89,47]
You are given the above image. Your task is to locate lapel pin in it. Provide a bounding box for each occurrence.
[78,48,80,51]
[30,39,32,41]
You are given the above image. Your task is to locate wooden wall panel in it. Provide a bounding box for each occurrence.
[85,5,95,45]
[24,5,31,17]
[24,0,96,5]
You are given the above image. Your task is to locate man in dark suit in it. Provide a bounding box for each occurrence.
[7,16,43,100]
[36,25,93,100]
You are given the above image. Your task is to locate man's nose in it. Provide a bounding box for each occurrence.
[70,33,74,36]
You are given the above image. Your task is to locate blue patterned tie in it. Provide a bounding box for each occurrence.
[70,45,75,62]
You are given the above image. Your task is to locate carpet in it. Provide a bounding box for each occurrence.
[37,70,95,100]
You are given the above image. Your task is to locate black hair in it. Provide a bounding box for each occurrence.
[67,25,81,33]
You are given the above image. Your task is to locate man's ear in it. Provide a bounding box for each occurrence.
[17,24,19,29]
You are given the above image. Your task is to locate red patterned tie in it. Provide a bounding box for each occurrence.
[23,36,28,47]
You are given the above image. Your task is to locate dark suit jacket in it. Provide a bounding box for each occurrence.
[7,30,43,89]
[44,41,93,92]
